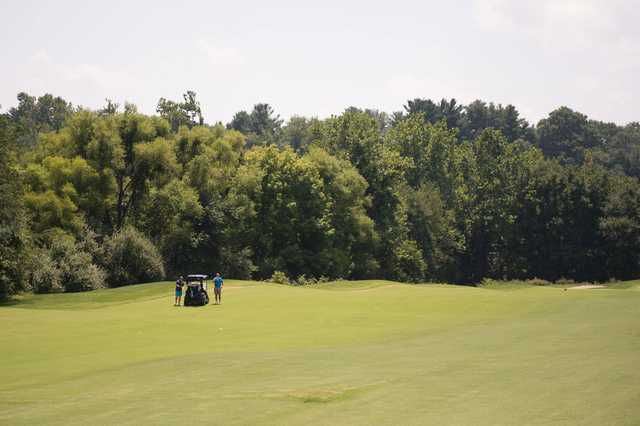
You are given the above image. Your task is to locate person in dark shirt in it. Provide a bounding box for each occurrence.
[213,272,223,305]
[174,276,184,306]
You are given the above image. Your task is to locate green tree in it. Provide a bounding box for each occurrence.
[320,110,425,281]
[305,146,378,278]
[0,115,30,300]
[228,103,283,147]
[400,98,464,130]
[278,116,323,152]
[600,174,640,279]
[139,179,203,275]
[456,129,534,281]
[8,92,74,148]
[230,146,332,277]
[156,90,204,131]
[460,100,532,143]
[537,107,601,164]
[103,226,165,286]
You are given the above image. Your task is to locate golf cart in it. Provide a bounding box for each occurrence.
[183,274,209,306]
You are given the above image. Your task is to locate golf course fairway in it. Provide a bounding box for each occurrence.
[1,280,639,425]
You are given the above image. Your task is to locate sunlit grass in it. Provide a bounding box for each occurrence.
[1,280,639,425]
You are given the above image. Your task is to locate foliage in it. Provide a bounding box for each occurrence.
[0,115,29,300]
[269,270,290,285]
[537,107,601,163]
[3,91,640,294]
[8,92,74,148]
[27,248,63,293]
[27,237,106,293]
[103,227,165,286]
[219,247,257,280]
[156,91,204,131]
[228,103,283,146]
[479,278,552,288]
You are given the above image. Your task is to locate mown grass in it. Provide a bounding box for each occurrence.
[1,280,639,425]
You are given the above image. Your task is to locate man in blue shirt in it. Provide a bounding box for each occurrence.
[213,272,223,305]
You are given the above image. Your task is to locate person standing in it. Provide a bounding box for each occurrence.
[213,272,223,305]
[174,276,184,306]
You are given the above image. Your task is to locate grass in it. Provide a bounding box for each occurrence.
[1,279,640,425]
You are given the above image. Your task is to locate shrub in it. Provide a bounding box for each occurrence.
[76,224,105,265]
[28,239,105,293]
[269,270,290,285]
[58,250,106,292]
[28,250,63,293]
[220,247,257,280]
[0,223,29,301]
[104,227,165,286]
[480,278,551,288]
[295,274,317,286]
[526,278,550,286]
[391,240,427,283]
[480,278,498,287]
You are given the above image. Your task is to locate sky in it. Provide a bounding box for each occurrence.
[1,0,639,125]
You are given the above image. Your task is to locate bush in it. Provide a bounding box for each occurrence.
[480,278,551,288]
[295,274,317,286]
[28,250,63,293]
[104,227,165,286]
[391,240,427,283]
[220,247,257,280]
[28,239,105,293]
[76,224,105,265]
[58,250,106,292]
[526,277,550,286]
[269,270,290,285]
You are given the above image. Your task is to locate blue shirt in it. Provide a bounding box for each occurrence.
[214,277,223,288]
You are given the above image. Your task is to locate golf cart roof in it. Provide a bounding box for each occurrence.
[186,274,208,280]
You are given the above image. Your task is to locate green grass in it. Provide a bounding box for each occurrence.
[1,280,640,425]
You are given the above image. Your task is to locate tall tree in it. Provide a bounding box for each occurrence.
[0,115,29,300]
[401,98,464,130]
[156,90,204,131]
[228,103,283,147]
[8,92,73,148]
[536,107,601,164]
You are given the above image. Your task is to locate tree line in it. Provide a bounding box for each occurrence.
[1,91,640,300]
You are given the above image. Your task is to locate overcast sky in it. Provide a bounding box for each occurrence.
[1,0,638,125]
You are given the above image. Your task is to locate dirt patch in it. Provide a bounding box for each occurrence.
[568,284,607,290]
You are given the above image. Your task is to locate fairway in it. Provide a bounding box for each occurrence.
[1,281,640,425]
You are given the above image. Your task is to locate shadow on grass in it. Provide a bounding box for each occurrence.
[0,282,172,310]
[0,298,25,307]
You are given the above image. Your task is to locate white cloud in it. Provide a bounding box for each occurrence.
[472,0,519,32]
[20,50,141,110]
[28,50,131,89]
[196,39,245,66]
[387,74,429,96]
[472,0,624,49]
[471,0,640,88]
